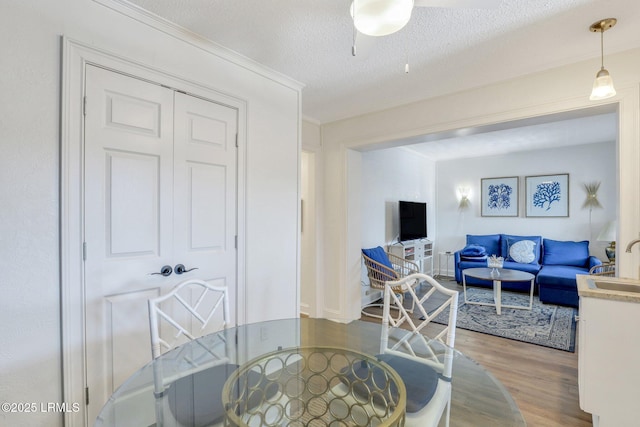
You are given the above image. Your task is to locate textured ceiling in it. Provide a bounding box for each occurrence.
[405,111,617,160]
[127,0,640,124]
[124,0,630,159]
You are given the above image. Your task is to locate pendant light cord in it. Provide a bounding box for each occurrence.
[353,25,357,56]
[352,0,357,56]
[600,29,604,69]
[405,29,410,73]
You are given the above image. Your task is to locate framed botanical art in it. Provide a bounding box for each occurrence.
[481,176,519,217]
[525,174,569,217]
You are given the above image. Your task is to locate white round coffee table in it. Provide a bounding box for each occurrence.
[462,267,535,315]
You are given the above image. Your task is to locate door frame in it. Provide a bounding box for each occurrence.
[300,150,321,317]
[61,37,247,426]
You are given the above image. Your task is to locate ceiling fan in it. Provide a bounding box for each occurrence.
[352,0,502,37]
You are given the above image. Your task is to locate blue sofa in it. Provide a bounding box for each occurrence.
[454,234,602,307]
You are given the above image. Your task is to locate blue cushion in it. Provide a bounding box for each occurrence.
[501,235,542,264]
[506,238,538,264]
[345,353,439,413]
[543,239,590,267]
[461,244,487,256]
[537,265,585,307]
[460,254,488,261]
[501,261,542,275]
[537,265,589,288]
[342,353,440,413]
[376,353,440,413]
[589,256,603,270]
[466,234,501,257]
[168,363,274,426]
[458,259,490,270]
[362,246,393,270]
[340,360,400,411]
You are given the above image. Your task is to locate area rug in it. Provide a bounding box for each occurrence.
[432,287,577,352]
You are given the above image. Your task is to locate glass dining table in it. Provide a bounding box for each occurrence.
[95,318,526,426]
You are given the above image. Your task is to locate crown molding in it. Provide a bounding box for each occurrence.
[92,0,304,91]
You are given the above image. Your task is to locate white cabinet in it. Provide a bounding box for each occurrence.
[578,276,640,427]
[388,239,433,276]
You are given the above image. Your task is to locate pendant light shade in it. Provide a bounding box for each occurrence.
[589,18,617,101]
[351,0,414,37]
[590,68,616,101]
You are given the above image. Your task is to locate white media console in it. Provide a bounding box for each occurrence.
[388,239,434,276]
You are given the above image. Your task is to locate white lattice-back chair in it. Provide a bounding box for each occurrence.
[148,279,233,427]
[380,273,458,427]
[362,246,420,319]
[149,278,229,359]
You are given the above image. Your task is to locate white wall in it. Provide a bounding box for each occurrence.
[359,147,436,303]
[361,148,436,248]
[435,142,617,263]
[320,48,640,321]
[0,1,300,426]
[302,119,322,150]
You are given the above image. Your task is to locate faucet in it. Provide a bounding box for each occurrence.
[625,239,640,253]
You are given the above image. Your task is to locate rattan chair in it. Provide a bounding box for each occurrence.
[362,247,420,319]
[589,262,616,276]
[380,273,459,427]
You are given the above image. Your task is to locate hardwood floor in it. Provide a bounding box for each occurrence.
[360,279,593,427]
[453,324,591,426]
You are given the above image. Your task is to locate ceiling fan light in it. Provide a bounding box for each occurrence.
[351,0,414,37]
[590,68,616,100]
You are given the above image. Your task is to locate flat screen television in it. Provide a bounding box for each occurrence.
[399,201,427,242]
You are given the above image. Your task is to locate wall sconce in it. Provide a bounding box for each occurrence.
[458,187,470,210]
[582,181,602,210]
[589,18,617,101]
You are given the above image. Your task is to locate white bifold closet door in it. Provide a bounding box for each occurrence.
[83,64,237,422]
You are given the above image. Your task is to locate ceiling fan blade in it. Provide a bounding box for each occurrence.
[414,0,501,9]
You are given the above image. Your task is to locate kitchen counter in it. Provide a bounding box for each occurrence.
[577,274,640,303]
[577,274,640,427]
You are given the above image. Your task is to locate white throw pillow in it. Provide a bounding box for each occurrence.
[509,240,536,264]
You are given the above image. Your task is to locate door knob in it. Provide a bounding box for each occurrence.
[175,264,199,275]
[150,265,173,277]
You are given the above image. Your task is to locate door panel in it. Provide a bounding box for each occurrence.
[104,288,159,389]
[105,91,162,137]
[189,163,226,249]
[188,113,228,147]
[173,92,238,321]
[84,65,238,423]
[107,151,160,256]
[84,65,175,422]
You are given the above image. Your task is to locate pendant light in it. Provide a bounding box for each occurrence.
[351,0,414,37]
[589,18,617,101]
